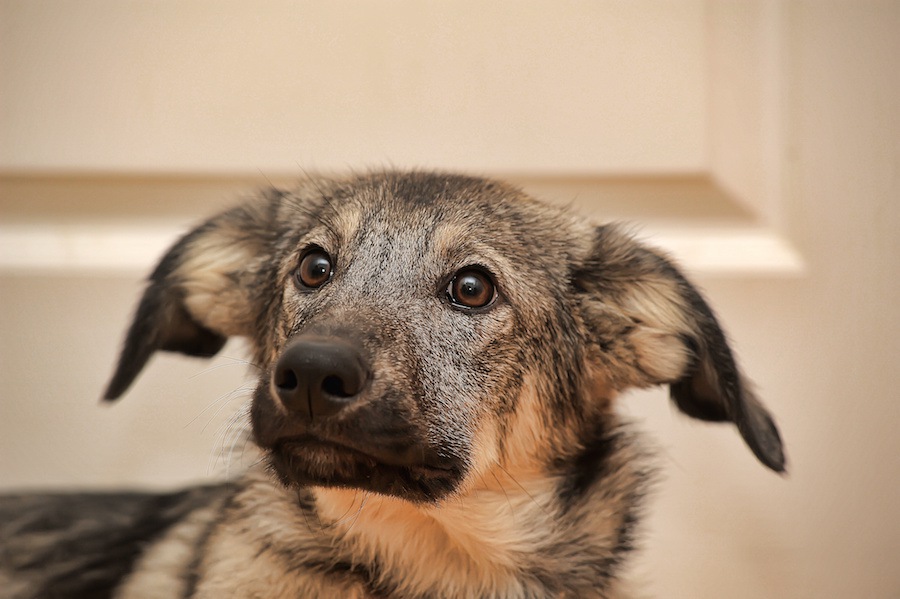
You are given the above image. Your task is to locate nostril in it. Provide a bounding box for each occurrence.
[322,375,349,398]
[274,367,299,391]
[272,336,369,418]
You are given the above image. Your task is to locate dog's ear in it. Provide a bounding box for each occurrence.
[103,198,281,401]
[574,225,785,472]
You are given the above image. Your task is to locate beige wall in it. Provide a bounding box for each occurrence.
[0,0,708,174]
[2,2,899,597]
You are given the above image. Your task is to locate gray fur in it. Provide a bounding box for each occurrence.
[1,171,784,598]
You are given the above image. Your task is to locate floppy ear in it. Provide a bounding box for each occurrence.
[575,225,786,472]
[103,198,281,401]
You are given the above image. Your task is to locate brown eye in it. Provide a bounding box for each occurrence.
[447,268,496,310]
[295,248,333,290]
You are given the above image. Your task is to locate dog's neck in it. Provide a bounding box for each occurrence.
[309,464,623,597]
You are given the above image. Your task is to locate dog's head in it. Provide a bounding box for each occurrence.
[105,172,784,503]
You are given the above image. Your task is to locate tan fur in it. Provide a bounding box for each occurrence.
[179,241,255,336]
[115,497,230,599]
[178,216,273,338]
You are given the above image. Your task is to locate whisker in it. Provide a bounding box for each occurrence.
[333,490,362,527]
[187,363,259,382]
[496,464,553,519]
[223,410,253,478]
[247,454,268,469]
[489,470,516,520]
[206,383,255,429]
[237,428,258,466]
[208,402,252,476]
[334,492,370,543]
[184,381,254,430]
[188,355,261,379]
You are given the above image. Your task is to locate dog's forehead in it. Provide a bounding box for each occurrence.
[326,172,575,261]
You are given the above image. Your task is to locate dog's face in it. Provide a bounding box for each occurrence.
[105,172,784,503]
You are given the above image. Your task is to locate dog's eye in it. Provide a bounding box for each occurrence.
[295,248,334,290]
[447,268,496,310]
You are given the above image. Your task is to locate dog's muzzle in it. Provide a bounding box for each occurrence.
[254,334,466,501]
[271,336,369,420]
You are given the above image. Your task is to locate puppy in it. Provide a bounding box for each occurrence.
[0,171,784,598]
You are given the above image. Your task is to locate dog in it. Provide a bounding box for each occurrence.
[0,171,785,598]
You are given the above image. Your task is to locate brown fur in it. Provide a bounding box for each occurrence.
[0,171,784,599]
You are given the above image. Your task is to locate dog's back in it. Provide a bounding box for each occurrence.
[0,485,230,598]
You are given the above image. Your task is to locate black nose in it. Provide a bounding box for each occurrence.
[272,336,369,419]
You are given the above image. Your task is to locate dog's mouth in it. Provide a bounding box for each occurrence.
[267,434,464,502]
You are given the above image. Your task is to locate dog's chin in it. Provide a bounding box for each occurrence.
[267,436,464,503]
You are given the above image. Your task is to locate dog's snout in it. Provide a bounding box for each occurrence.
[272,337,369,419]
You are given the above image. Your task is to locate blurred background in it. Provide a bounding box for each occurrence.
[1,1,898,597]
